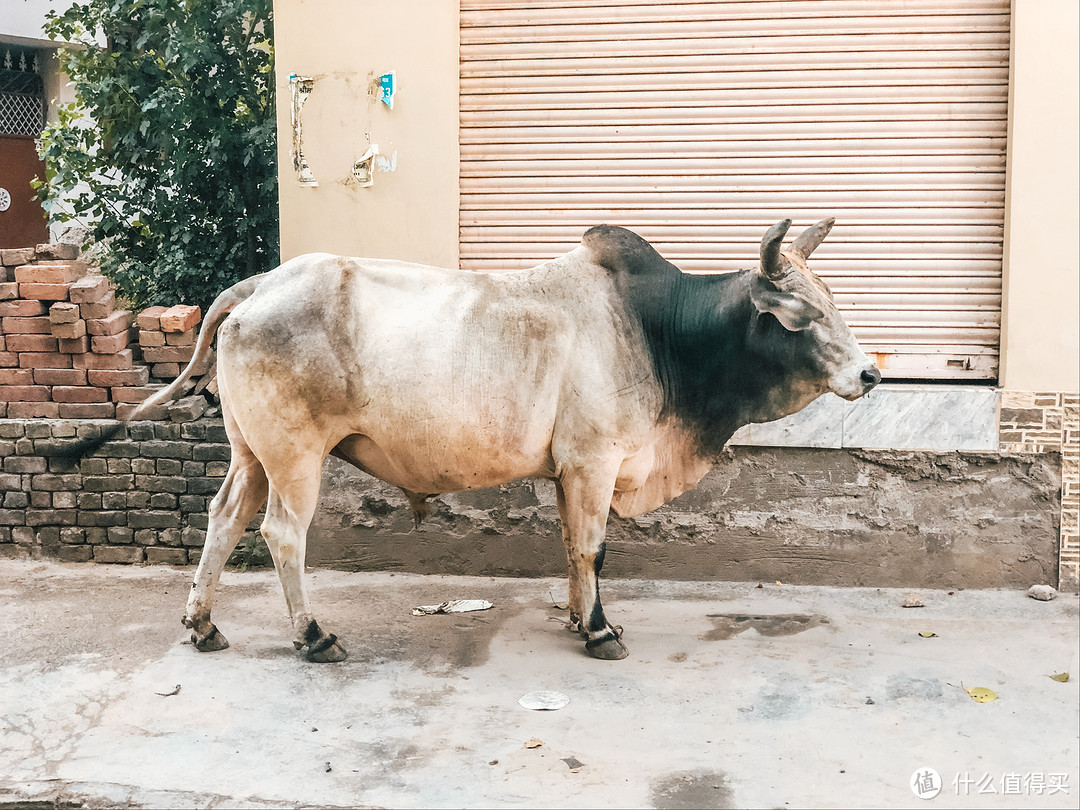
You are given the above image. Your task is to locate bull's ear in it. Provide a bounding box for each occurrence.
[750,275,825,331]
[789,217,835,260]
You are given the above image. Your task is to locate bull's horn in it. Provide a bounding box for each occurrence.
[789,217,836,260]
[760,218,792,279]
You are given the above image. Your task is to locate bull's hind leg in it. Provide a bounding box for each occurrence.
[259,458,347,663]
[558,465,628,660]
[183,444,268,651]
[555,481,586,636]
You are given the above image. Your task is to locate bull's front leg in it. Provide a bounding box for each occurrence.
[557,466,628,660]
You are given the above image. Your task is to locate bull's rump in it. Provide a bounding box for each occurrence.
[216,253,646,492]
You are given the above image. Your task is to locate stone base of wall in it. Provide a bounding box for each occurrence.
[0,419,1067,593]
[309,448,1063,591]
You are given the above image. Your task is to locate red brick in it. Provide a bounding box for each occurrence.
[58,336,89,354]
[49,302,81,323]
[72,349,133,370]
[165,329,196,347]
[0,282,18,300]
[0,385,50,402]
[7,401,59,418]
[0,352,17,367]
[0,300,46,317]
[19,352,73,369]
[136,306,168,331]
[19,282,72,301]
[87,310,133,336]
[139,329,165,347]
[14,264,81,284]
[88,366,150,387]
[159,304,201,333]
[142,346,194,364]
[6,334,58,353]
[0,369,33,385]
[90,331,130,354]
[1,247,36,265]
[111,384,164,403]
[2,315,52,333]
[51,320,86,340]
[58,401,116,418]
[33,368,87,385]
[80,291,115,320]
[35,243,80,261]
[68,274,110,304]
[151,363,181,379]
[53,385,109,403]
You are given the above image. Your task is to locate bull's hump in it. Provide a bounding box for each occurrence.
[581,225,680,279]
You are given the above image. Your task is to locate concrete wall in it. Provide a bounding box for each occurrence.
[272,0,459,267]
[1000,0,1080,392]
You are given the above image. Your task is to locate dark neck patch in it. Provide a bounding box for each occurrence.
[583,225,814,456]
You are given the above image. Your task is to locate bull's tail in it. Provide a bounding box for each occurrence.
[51,272,268,465]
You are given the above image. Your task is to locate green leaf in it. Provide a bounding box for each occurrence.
[1050,672,1070,683]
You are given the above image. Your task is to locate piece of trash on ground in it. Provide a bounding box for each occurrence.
[324,761,332,773]
[548,591,569,610]
[1027,585,1056,601]
[519,691,570,711]
[901,594,925,608]
[155,684,181,697]
[562,756,585,771]
[1050,672,1070,683]
[965,686,998,703]
[918,631,938,638]
[412,599,494,616]
[524,738,544,749]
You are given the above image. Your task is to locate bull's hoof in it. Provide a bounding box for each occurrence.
[305,634,348,663]
[585,633,629,661]
[191,625,230,652]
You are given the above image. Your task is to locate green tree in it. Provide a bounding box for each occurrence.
[35,0,278,310]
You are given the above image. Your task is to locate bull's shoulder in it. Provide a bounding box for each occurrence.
[580,225,680,279]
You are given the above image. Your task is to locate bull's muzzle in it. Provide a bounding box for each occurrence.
[860,366,882,394]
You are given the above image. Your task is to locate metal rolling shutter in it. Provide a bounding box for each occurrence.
[459,0,1009,380]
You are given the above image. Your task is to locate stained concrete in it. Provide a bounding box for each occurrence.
[308,447,1063,590]
[1,560,1077,809]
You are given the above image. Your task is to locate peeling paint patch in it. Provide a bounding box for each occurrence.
[288,74,317,187]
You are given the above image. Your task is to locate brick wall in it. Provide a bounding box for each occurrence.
[1000,391,1080,590]
[0,244,207,420]
[0,418,260,566]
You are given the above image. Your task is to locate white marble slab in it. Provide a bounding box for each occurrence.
[729,386,1000,452]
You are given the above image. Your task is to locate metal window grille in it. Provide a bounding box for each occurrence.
[0,45,46,136]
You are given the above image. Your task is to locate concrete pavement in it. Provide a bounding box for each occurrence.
[0,559,1077,809]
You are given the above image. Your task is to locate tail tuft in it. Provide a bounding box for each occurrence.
[45,423,127,468]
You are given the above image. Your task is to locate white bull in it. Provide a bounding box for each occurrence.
[66,219,880,662]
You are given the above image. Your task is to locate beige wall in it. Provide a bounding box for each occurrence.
[1001,0,1080,392]
[273,0,459,267]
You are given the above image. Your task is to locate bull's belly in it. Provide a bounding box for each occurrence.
[332,428,555,494]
